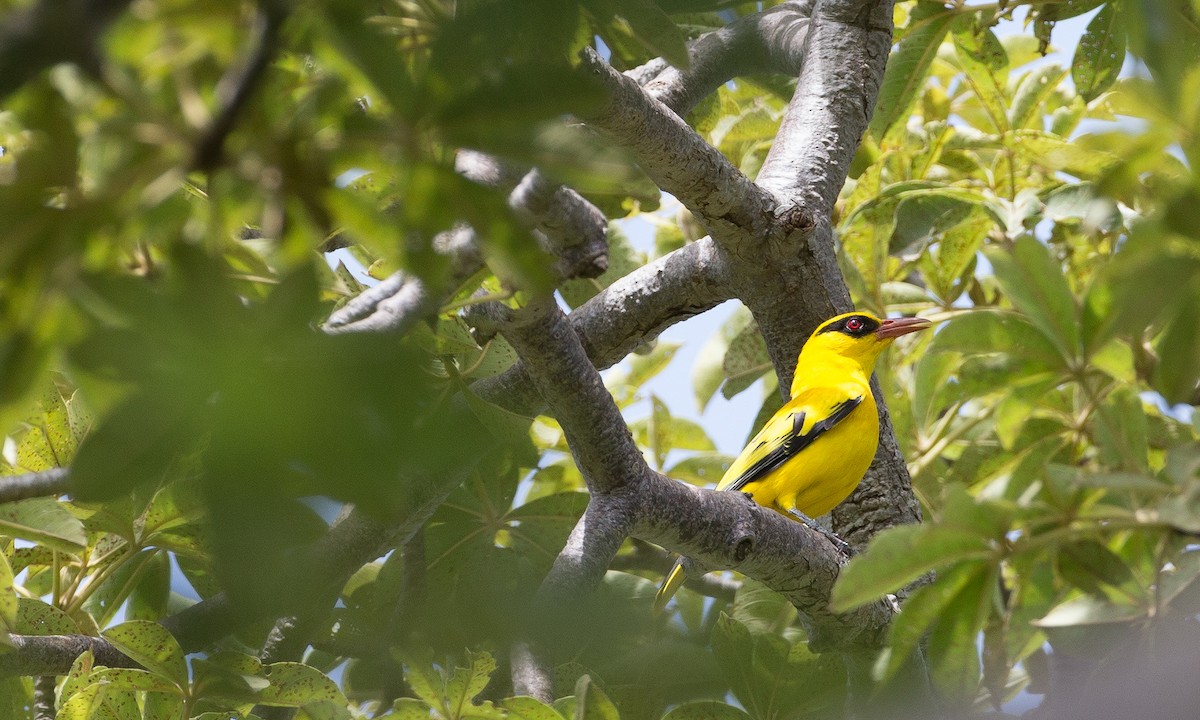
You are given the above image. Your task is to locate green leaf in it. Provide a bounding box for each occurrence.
[984,237,1081,364]
[606,341,681,407]
[928,310,1064,376]
[1032,595,1145,656]
[729,579,797,638]
[459,382,536,447]
[90,667,184,695]
[14,381,79,471]
[60,650,95,709]
[0,678,30,720]
[142,691,185,720]
[1092,385,1150,472]
[666,453,732,487]
[632,397,716,468]
[68,390,196,502]
[721,319,771,399]
[692,307,754,411]
[380,698,436,720]
[880,561,990,683]
[501,696,566,720]
[0,497,86,552]
[257,662,347,707]
[84,549,168,629]
[58,684,140,720]
[952,18,1010,133]
[572,674,620,720]
[870,3,958,139]
[15,597,78,635]
[103,620,188,689]
[927,563,992,703]
[611,0,689,67]
[1011,64,1070,129]
[508,492,591,566]
[0,553,15,638]
[1072,4,1127,102]
[1056,540,1135,595]
[1010,129,1121,177]
[661,701,753,720]
[443,650,497,715]
[710,614,844,717]
[1153,296,1200,404]
[831,525,993,612]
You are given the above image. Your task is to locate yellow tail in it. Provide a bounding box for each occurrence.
[653,558,687,612]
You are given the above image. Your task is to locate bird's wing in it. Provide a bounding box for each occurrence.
[716,390,863,494]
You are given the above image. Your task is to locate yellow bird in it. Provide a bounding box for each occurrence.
[653,311,931,611]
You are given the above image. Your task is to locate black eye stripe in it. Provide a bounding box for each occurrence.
[816,314,880,337]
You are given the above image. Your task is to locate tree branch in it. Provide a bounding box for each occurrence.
[578,48,780,243]
[0,468,69,504]
[755,0,894,210]
[639,1,815,117]
[456,151,609,280]
[0,634,139,678]
[323,226,482,335]
[473,236,730,416]
[192,0,287,172]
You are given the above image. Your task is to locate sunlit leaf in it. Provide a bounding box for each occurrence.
[831,525,993,612]
[984,237,1081,364]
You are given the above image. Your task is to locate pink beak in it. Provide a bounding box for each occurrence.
[874,316,932,340]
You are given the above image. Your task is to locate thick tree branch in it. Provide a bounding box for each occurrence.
[0,634,138,678]
[640,1,815,117]
[473,236,730,416]
[509,641,554,702]
[456,151,609,280]
[578,48,780,243]
[755,0,893,210]
[0,468,69,504]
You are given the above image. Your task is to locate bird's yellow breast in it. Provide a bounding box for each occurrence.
[734,391,878,517]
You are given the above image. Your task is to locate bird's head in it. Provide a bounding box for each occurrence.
[797,311,932,377]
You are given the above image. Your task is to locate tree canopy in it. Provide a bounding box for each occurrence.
[1,0,1199,719]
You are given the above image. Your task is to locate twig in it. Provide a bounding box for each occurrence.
[578,47,779,243]
[0,468,69,504]
[193,0,288,172]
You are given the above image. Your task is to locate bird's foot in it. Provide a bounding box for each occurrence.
[786,508,854,557]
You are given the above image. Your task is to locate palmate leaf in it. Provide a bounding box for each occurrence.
[102,621,188,689]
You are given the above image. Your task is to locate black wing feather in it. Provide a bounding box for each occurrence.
[722,396,863,493]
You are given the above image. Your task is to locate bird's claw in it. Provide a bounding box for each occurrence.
[786,508,854,558]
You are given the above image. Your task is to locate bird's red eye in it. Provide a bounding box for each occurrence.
[845,317,863,332]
